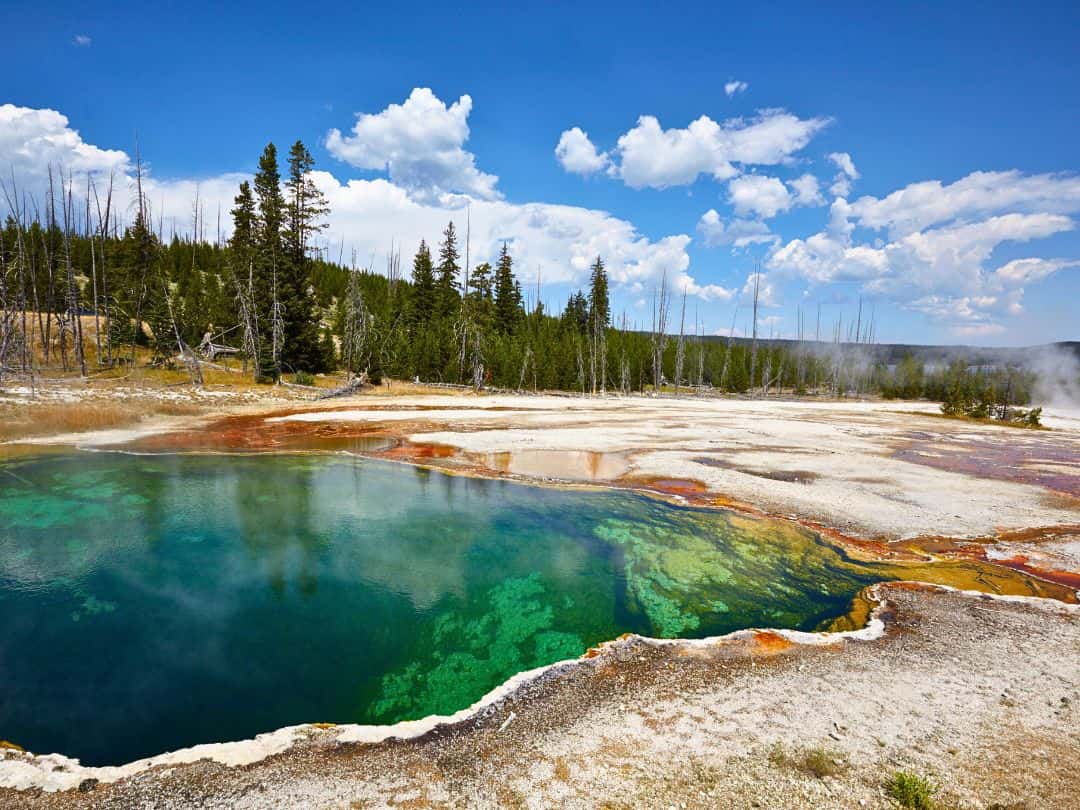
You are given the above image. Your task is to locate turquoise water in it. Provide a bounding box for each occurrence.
[0,452,898,766]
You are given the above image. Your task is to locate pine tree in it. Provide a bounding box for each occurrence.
[253,143,284,381]
[116,209,167,358]
[229,181,260,373]
[435,220,460,319]
[587,256,609,328]
[470,262,493,302]
[493,243,521,334]
[282,140,329,373]
[409,240,435,330]
[563,290,589,335]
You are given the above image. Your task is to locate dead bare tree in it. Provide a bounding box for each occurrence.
[674,288,687,397]
[60,171,86,376]
[342,262,372,377]
[651,269,669,392]
[695,305,705,388]
[719,304,738,391]
[470,327,484,391]
[162,275,203,387]
[91,173,115,366]
[517,344,534,392]
[233,259,258,375]
[749,263,761,396]
[2,173,34,390]
[0,224,18,383]
[270,265,284,376]
[576,338,586,396]
[456,210,472,383]
[618,313,631,396]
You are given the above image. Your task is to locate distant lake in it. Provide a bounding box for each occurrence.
[1,452,904,766]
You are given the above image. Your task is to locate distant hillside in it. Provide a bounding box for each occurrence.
[691,337,1080,368]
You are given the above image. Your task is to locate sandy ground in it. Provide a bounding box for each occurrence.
[4,385,1080,807]
[3,584,1077,809]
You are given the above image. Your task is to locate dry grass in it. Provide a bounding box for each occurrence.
[768,744,848,779]
[0,399,203,442]
[364,379,475,397]
[8,312,135,369]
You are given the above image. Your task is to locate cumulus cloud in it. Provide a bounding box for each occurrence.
[675,274,736,301]
[697,209,776,248]
[325,87,499,203]
[848,170,1080,237]
[609,109,830,189]
[0,102,727,303]
[0,104,129,187]
[554,127,610,175]
[768,170,1080,334]
[741,271,781,308]
[72,34,92,47]
[698,173,826,251]
[311,171,715,296]
[789,173,824,206]
[728,174,793,219]
[724,80,749,98]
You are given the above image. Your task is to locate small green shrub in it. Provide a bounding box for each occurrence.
[293,370,315,386]
[885,771,936,809]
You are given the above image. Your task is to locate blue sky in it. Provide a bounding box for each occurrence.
[2,1,1078,345]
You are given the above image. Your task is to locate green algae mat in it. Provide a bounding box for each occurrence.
[0,452,990,765]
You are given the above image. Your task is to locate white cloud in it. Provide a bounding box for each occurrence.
[994,257,1079,285]
[828,152,858,179]
[142,173,255,238]
[724,80,749,98]
[906,294,1015,336]
[728,174,792,219]
[827,152,858,198]
[0,104,129,189]
[0,105,245,240]
[72,34,92,47]
[741,271,781,308]
[312,171,719,296]
[0,102,726,303]
[867,213,1071,298]
[768,170,1079,332]
[325,87,499,203]
[789,173,824,206]
[609,109,830,189]
[554,127,610,176]
[697,209,777,248]
[699,173,824,250]
[848,170,1080,238]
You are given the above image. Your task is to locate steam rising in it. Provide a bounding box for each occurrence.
[1030,345,1080,409]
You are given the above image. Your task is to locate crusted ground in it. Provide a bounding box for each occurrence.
[3,584,1077,809]
[264,395,1080,541]
[4,385,1079,808]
